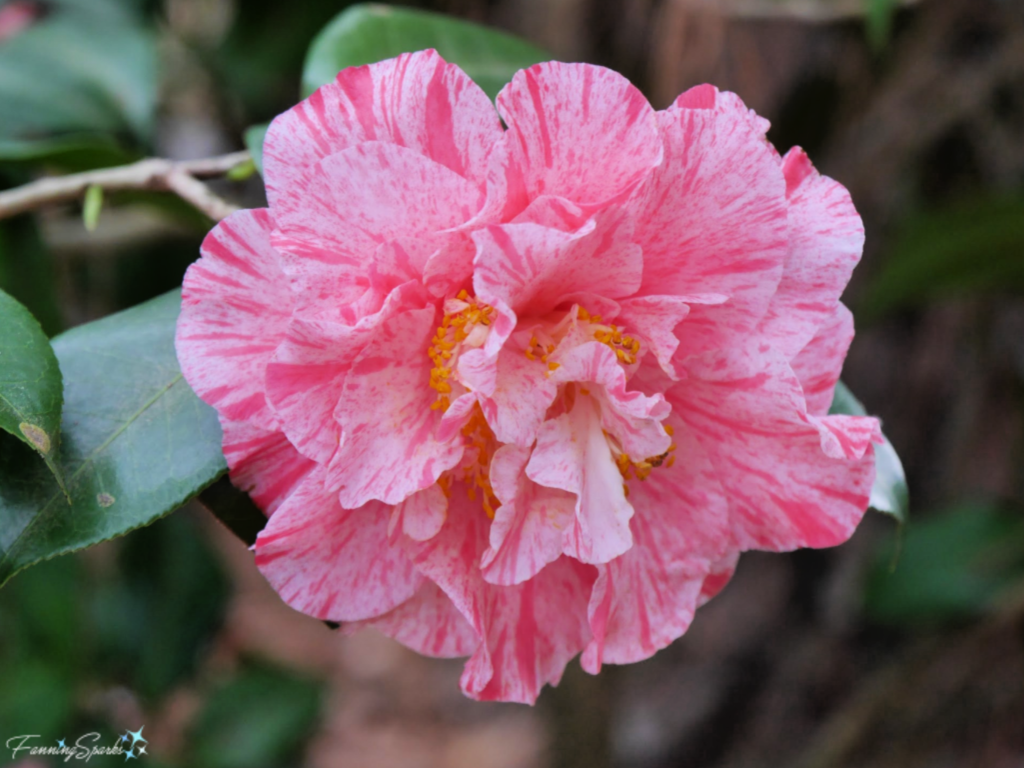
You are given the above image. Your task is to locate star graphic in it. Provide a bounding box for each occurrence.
[121,734,129,743]
[137,746,147,756]
[127,727,147,747]
[57,739,66,749]
[124,748,136,762]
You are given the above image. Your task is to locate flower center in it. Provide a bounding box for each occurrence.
[611,423,676,494]
[428,289,495,412]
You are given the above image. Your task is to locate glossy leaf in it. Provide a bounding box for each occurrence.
[0,0,157,161]
[0,289,226,589]
[0,287,66,493]
[302,3,549,99]
[830,380,908,523]
[865,503,1024,626]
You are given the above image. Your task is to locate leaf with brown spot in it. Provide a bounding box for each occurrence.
[0,287,67,496]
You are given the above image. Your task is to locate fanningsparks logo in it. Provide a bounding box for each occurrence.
[7,726,148,762]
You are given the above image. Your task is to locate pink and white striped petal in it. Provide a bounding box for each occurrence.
[496,62,662,214]
[527,392,635,564]
[263,49,502,206]
[264,281,427,464]
[402,490,595,704]
[756,148,865,362]
[481,445,575,585]
[270,141,483,309]
[472,208,643,315]
[581,421,729,670]
[673,346,878,551]
[255,467,423,622]
[219,418,315,516]
[790,302,855,416]
[475,334,558,447]
[329,307,465,508]
[616,294,728,379]
[355,581,479,659]
[177,208,291,431]
[389,484,448,542]
[629,96,788,360]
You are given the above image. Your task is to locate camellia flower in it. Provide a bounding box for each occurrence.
[176,49,880,704]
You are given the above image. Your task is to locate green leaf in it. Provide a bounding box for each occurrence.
[829,380,908,523]
[244,122,269,176]
[0,289,227,589]
[864,502,1024,626]
[0,287,66,493]
[862,196,1024,318]
[302,3,549,100]
[0,0,158,161]
[188,663,324,768]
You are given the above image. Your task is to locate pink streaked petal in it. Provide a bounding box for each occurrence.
[550,341,671,459]
[472,208,643,315]
[402,490,594,704]
[422,233,476,298]
[496,62,662,213]
[254,468,423,622]
[481,445,575,585]
[527,393,635,564]
[355,581,479,658]
[476,340,558,447]
[699,552,740,607]
[390,484,448,542]
[271,141,483,290]
[511,195,589,231]
[791,302,855,417]
[616,296,689,379]
[757,148,865,361]
[176,208,291,431]
[581,418,729,670]
[454,301,518,398]
[263,49,502,206]
[330,307,464,507]
[219,418,315,516]
[673,347,877,551]
[671,84,772,137]
[264,281,427,464]
[630,102,787,359]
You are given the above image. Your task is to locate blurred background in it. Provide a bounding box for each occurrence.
[1,0,1023,766]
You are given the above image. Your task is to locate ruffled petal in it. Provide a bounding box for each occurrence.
[495,62,662,214]
[791,302,854,416]
[581,420,729,671]
[264,281,426,464]
[756,148,865,361]
[390,484,448,542]
[673,346,878,551]
[177,208,291,431]
[527,392,635,564]
[472,207,643,314]
[254,467,423,621]
[476,335,558,447]
[630,91,788,359]
[355,581,479,658]
[550,341,671,459]
[616,294,727,380]
[481,445,575,585]
[329,307,464,507]
[402,490,595,704]
[264,49,502,206]
[219,418,315,515]
[270,141,483,312]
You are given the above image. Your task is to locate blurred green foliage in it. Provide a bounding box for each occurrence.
[863,196,1024,318]
[865,502,1024,626]
[0,0,158,162]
